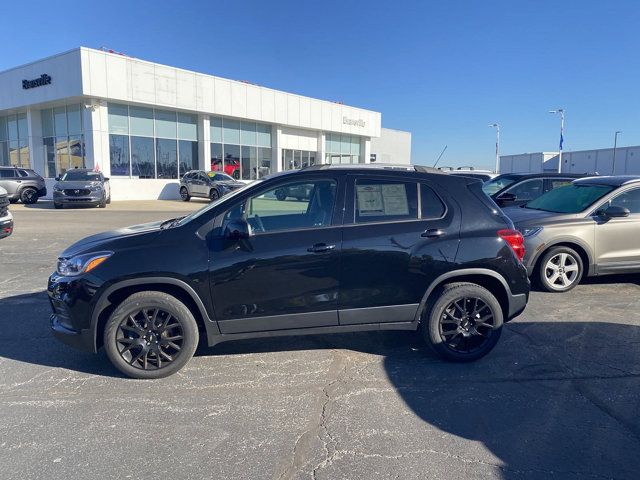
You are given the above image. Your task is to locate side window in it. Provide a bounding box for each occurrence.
[609,188,640,214]
[420,184,446,219]
[18,170,29,177]
[505,179,544,201]
[199,173,210,183]
[0,170,16,179]
[549,179,573,191]
[355,179,418,223]
[224,179,337,233]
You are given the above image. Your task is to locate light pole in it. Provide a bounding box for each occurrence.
[489,123,500,173]
[612,130,622,174]
[549,109,565,173]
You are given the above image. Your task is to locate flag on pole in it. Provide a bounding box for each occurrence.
[559,133,564,151]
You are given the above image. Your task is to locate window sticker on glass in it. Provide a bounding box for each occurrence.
[357,184,409,216]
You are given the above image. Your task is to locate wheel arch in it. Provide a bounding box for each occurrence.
[415,269,513,325]
[531,239,593,277]
[91,277,218,351]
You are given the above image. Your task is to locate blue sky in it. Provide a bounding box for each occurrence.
[1,0,638,169]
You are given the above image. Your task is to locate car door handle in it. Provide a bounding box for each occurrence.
[421,229,445,238]
[307,243,336,253]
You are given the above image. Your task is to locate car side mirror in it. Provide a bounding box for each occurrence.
[104,177,109,182]
[224,219,252,239]
[496,192,517,205]
[601,205,630,218]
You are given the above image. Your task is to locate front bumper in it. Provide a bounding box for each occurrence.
[53,191,103,205]
[48,273,100,353]
[0,213,13,239]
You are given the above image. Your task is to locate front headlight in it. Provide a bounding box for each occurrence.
[89,185,103,192]
[57,251,113,277]
[520,227,543,237]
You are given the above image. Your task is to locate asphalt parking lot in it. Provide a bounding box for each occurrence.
[1,201,639,480]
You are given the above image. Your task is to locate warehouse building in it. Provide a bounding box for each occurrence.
[0,47,411,200]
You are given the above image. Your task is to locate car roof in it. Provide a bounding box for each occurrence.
[63,168,99,173]
[574,175,640,187]
[495,172,588,179]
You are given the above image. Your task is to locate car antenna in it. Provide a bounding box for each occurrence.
[433,145,448,168]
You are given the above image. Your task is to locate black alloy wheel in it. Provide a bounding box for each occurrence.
[422,282,503,362]
[209,189,220,201]
[104,292,199,379]
[20,187,38,204]
[275,189,287,201]
[180,187,190,202]
[115,308,184,371]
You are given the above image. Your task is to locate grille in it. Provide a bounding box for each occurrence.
[64,189,91,197]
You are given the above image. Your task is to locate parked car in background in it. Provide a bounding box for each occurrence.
[180,170,245,202]
[0,186,13,239]
[52,169,111,209]
[0,166,47,204]
[275,183,313,201]
[440,166,498,182]
[49,164,529,379]
[505,176,640,292]
[211,158,241,179]
[483,173,587,208]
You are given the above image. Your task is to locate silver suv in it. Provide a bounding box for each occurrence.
[505,176,640,292]
[0,166,47,204]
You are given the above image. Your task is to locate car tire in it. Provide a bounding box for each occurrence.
[20,187,38,204]
[232,171,240,180]
[103,291,199,379]
[98,195,107,208]
[209,189,220,201]
[53,202,63,209]
[421,282,503,362]
[275,189,287,201]
[106,195,111,204]
[180,187,190,202]
[536,246,583,293]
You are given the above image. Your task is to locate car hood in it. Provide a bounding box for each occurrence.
[56,181,103,189]
[60,220,165,257]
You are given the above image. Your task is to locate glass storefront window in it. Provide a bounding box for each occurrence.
[210,118,223,143]
[258,147,272,178]
[241,122,256,146]
[178,113,198,141]
[129,106,154,137]
[108,103,129,135]
[69,135,85,170]
[131,136,155,179]
[109,134,130,176]
[7,116,18,141]
[325,133,361,164]
[223,119,240,145]
[211,142,223,172]
[179,140,198,174]
[54,107,67,137]
[156,138,178,179]
[241,145,258,180]
[0,117,6,142]
[41,105,85,176]
[55,136,69,172]
[155,110,177,139]
[282,149,317,170]
[67,105,83,135]
[44,137,56,177]
[42,109,54,137]
[223,144,241,179]
[257,124,271,148]
[0,142,9,167]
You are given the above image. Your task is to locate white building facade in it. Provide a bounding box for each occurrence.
[0,47,412,200]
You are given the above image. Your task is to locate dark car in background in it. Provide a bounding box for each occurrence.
[505,176,640,292]
[0,166,47,204]
[53,169,111,209]
[180,170,245,202]
[49,165,529,379]
[483,173,587,208]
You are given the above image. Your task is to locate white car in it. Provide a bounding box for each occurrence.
[0,186,13,239]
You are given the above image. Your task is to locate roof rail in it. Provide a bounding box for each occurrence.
[300,164,443,174]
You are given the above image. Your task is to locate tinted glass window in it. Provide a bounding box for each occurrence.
[224,179,337,233]
[609,188,640,214]
[549,179,573,190]
[482,175,520,195]
[505,179,544,201]
[420,184,446,219]
[526,184,615,213]
[355,179,418,223]
[0,169,16,178]
[61,171,101,182]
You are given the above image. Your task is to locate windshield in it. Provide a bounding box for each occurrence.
[482,175,520,195]
[61,170,101,182]
[525,184,614,213]
[177,179,257,225]
[207,172,234,182]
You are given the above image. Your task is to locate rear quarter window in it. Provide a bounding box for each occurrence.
[420,184,446,219]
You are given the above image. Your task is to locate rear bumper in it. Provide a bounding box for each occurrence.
[507,292,528,320]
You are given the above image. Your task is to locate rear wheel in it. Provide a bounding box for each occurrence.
[103,292,199,379]
[421,282,503,362]
[275,189,287,201]
[20,187,38,204]
[537,246,583,293]
[209,189,220,201]
[180,187,190,202]
[53,202,63,209]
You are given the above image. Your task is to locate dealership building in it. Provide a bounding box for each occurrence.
[0,47,411,200]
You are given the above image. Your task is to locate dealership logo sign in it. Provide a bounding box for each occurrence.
[343,116,366,128]
[22,74,52,90]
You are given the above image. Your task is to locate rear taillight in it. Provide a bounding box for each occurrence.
[497,229,525,261]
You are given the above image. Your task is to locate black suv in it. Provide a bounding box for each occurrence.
[49,165,530,379]
[483,173,588,207]
[0,166,47,204]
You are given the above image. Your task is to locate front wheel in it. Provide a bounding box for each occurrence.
[209,189,220,201]
[180,187,190,202]
[103,292,199,379]
[421,282,503,362]
[537,246,583,293]
[275,189,287,201]
[20,187,38,204]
